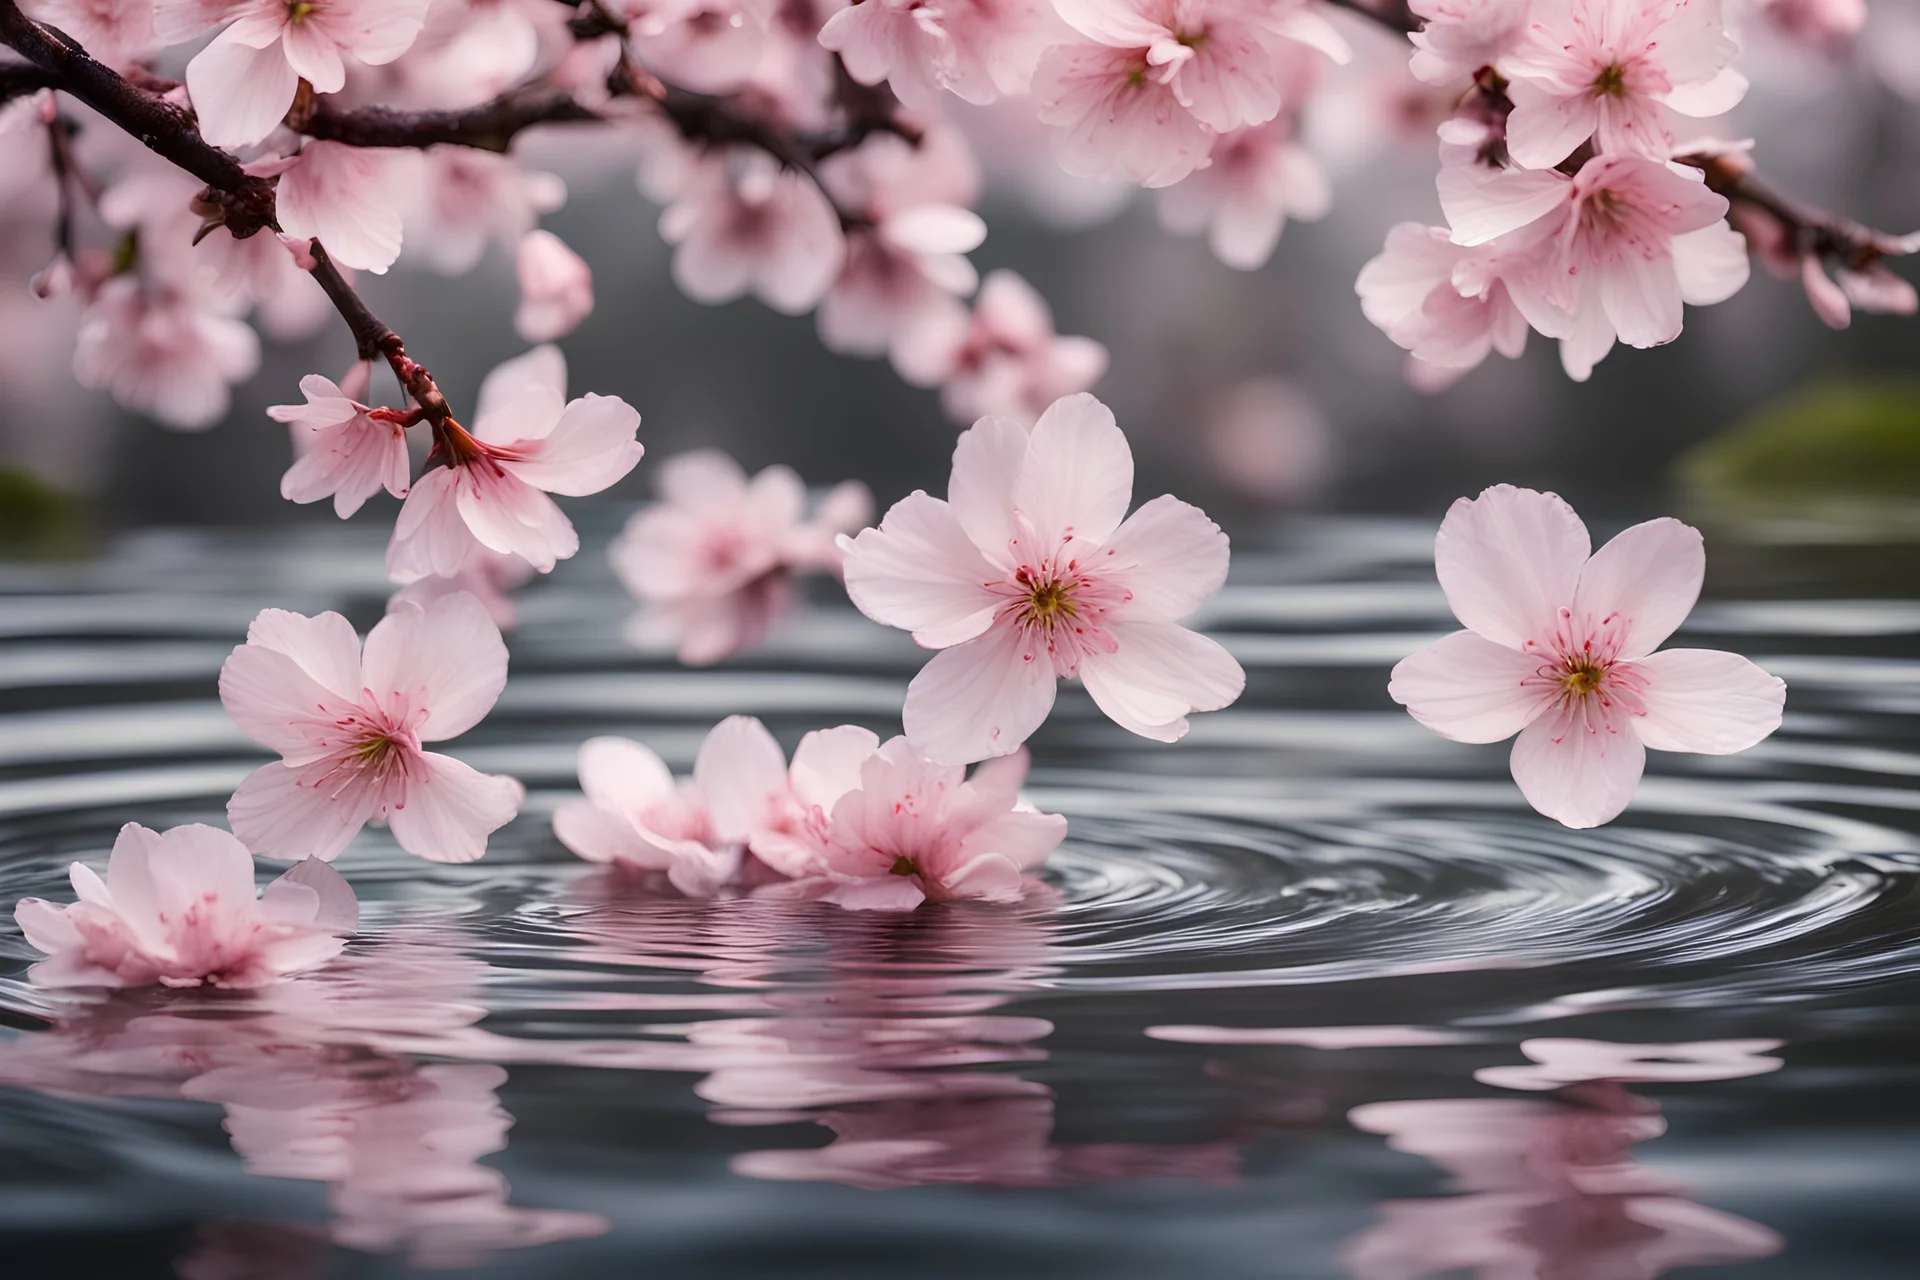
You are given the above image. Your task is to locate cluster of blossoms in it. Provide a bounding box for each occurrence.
[1354,0,1919,384]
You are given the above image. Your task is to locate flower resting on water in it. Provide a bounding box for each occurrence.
[840,392,1245,764]
[1389,484,1786,828]
[13,822,357,988]
[219,592,525,862]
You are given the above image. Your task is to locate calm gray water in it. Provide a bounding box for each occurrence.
[1,514,1917,1279]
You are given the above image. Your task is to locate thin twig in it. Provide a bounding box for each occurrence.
[306,242,454,428]
[1677,150,1917,269]
[294,87,603,152]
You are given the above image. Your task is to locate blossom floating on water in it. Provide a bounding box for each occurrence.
[1389,484,1786,829]
[841,392,1245,764]
[13,822,356,989]
[611,450,872,666]
[220,593,525,863]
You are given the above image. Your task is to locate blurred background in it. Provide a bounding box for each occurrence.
[2,10,1919,549]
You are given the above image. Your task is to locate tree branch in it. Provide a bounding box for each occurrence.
[0,0,277,237]
[294,86,603,152]
[1319,0,1422,35]
[1678,149,1919,270]
[306,242,454,428]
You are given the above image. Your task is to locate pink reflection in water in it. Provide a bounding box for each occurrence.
[1343,1039,1786,1279]
[0,927,606,1271]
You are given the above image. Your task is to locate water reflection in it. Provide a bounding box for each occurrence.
[0,927,607,1272]
[1343,1040,1786,1280]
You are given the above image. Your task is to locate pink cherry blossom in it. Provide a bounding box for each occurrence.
[1406,0,1531,87]
[1438,152,1751,380]
[659,149,847,314]
[219,593,526,862]
[13,822,357,989]
[1389,485,1787,828]
[555,725,762,897]
[611,0,770,94]
[404,147,567,276]
[1499,0,1747,169]
[1156,115,1330,269]
[611,448,872,665]
[24,0,161,69]
[168,0,433,148]
[1355,221,1537,384]
[513,229,595,342]
[906,268,1109,425]
[771,732,1068,910]
[841,392,1245,763]
[198,226,335,341]
[818,0,1065,109]
[1032,39,1216,188]
[73,275,260,430]
[275,142,407,274]
[269,372,410,518]
[698,718,886,878]
[386,345,645,581]
[1758,0,1866,56]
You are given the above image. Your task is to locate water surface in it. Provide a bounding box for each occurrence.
[2,516,1917,1278]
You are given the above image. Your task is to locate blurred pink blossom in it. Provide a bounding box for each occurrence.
[909,268,1109,425]
[660,149,847,314]
[514,229,595,341]
[405,146,567,276]
[612,448,871,665]
[1157,115,1330,269]
[842,393,1244,763]
[275,142,407,274]
[554,728,752,896]
[1389,485,1786,828]
[220,593,525,862]
[819,0,1064,108]
[73,276,260,430]
[13,822,355,989]
[1406,0,1530,87]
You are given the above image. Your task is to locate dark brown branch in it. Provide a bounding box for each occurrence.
[294,87,603,153]
[0,0,277,237]
[1678,150,1918,270]
[0,60,59,103]
[306,242,454,427]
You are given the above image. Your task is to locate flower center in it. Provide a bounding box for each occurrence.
[889,854,920,877]
[1559,658,1606,698]
[1594,63,1627,97]
[1021,575,1075,628]
[286,0,316,21]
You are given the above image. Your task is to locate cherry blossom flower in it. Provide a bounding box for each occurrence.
[1438,152,1751,380]
[818,0,1065,109]
[1156,115,1330,269]
[1406,0,1531,87]
[906,268,1109,425]
[198,226,336,341]
[1757,0,1866,56]
[403,147,567,276]
[841,392,1245,763]
[166,0,433,148]
[1356,221,1536,384]
[1499,0,1747,169]
[659,149,846,314]
[385,345,645,581]
[554,723,770,897]
[513,230,595,342]
[269,372,410,518]
[274,142,407,275]
[698,718,884,878]
[1389,485,1787,828]
[782,736,1068,910]
[25,0,162,69]
[219,593,526,862]
[13,822,357,989]
[612,0,770,93]
[611,449,872,665]
[73,276,260,430]
[1032,39,1217,188]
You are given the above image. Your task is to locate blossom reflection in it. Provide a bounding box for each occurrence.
[0,926,605,1272]
[561,885,1239,1189]
[1343,1039,1786,1280]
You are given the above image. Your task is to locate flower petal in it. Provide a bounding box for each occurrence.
[1510,697,1646,828]
[948,414,1032,568]
[502,394,644,497]
[1099,495,1230,623]
[903,624,1058,764]
[241,608,364,700]
[1389,629,1555,743]
[1077,620,1244,742]
[1434,484,1591,652]
[385,752,523,863]
[841,492,1001,648]
[789,725,882,811]
[185,32,300,149]
[1013,392,1134,551]
[696,716,791,841]
[359,592,508,742]
[227,761,371,862]
[1628,649,1786,754]
[1572,518,1704,660]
